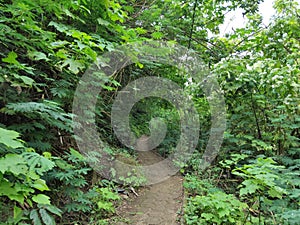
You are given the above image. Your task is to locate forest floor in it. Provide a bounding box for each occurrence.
[115,136,184,225]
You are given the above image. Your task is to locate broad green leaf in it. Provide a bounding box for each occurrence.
[0,127,24,148]
[201,213,214,220]
[19,76,35,86]
[30,209,42,225]
[14,182,34,194]
[39,208,55,225]
[108,10,124,22]
[22,152,55,174]
[2,51,19,65]
[0,154,27,175]
[48,21,67,32]
[217,208,230,217]
[240,179,260,196]
[32,179,50,191]
[100,0,109,8]
[8,194,25,204]
[281,209,300,225]
[268,186,285,198]
[0,180,25,204]
[13,74,35,86]
[32,194,51,205]
[54,159,74,170]
[28,51,49,61]
[13,206,23,223]
[61,59,85,74]
[43,205,62,217]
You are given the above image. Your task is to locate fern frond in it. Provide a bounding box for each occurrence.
[2,100,73,132]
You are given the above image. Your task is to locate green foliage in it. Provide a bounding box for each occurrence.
[48,148,92,212]
[182,1,300,224]
[227,157,300,223]
[1,0,300,224]
[1,100,73,151]
[185,192,248,225]
[0,0,130,221]
[233,157,286,198]
[0,127,25,149]
[129,97,180,156]
[45,148,123,223]
[0,127,60,224]
[29,204,62,225]
[184,175,248,225]
[117,169,147,187]
[95,187,120,215]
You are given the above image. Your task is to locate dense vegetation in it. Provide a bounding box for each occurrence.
[0,0,299,224]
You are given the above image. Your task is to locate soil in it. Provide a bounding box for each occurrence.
[115,136,184,225]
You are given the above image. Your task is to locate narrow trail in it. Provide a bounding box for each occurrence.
[116,136,184,225]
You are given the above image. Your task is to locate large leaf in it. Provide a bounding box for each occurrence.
[61,59,85,74]
[39,208,56,225]
[0,180,25,203]
[43,205,62,217]
[31,179,50,191]
[0,154,27,175]
[22,152,55,174]
[30,209,42,225]
[0,127,24,148]
[239,179,260,196]
[32,194,51,205]
[13,74,35,86]
[2,51,19,65]
[28,51,49,61]
[13,206,23,224]
[48,21,68,33]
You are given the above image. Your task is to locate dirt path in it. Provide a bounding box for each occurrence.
[116,136,184,225]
